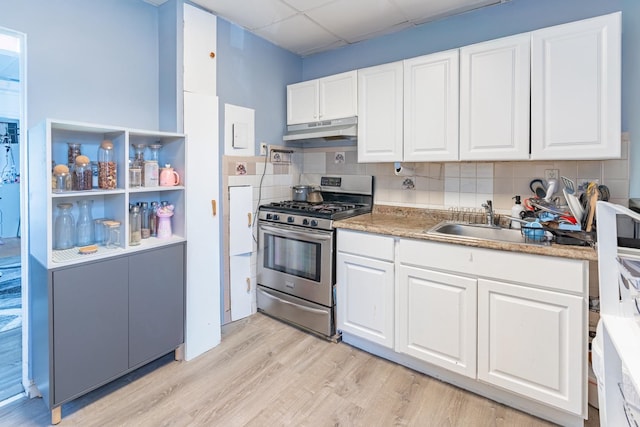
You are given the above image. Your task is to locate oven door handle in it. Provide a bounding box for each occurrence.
[259,223,333,242]
[259,289,329,315]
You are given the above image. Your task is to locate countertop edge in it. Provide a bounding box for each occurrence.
[334,209,598,262]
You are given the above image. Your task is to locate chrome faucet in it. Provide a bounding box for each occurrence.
[481,200,495,226]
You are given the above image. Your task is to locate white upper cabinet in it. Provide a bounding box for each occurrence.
[183,4,217,96]
[531,12,621,160]
[286,70,357,125]
[460,33,531,161]
[357,61,404,163]
[287,80,318,125]
[404,50,460,162]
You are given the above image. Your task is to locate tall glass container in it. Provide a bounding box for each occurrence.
[98,140,117,189]
[131,143,146,186]
[76,199,94,246]
[54,203,75,250]
[140,202,150,239]
[149,201,159,237]
[144,144,161,187]
[129,204,142,246]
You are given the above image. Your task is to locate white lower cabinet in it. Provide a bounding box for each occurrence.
[397,265,477,378]
[337,230,589,424]
[477,278,584,415]
[337,230,395,348]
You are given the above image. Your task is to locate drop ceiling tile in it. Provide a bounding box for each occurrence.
[392,0,500,24]
[254,14,341,55]
[196,0,297,30]
[306,0,407,43]
[281,0,339,13]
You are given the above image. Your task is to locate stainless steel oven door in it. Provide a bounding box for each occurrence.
[258,221,334,306]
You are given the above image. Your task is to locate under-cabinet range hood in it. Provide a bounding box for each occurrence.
[283,116,357,142]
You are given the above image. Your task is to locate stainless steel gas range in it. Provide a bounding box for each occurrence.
[257,175,374,340]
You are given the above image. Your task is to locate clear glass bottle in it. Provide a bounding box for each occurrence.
[76,199,94,246]
[54,203,75,250]
[129,204,142,246]
[98,140,117,189]
[140,202,150,239]
[149,201,159,237]
[144,143,161,187]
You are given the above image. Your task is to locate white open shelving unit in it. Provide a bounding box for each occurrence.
[595,201,640,426]
[29,119,186,268]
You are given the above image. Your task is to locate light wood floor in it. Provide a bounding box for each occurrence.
[0,313,599,426]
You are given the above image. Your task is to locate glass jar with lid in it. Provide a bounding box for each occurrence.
[144,143,161,187]
[98,140,117,189]
[74,155,92,191]
[52,164,70,193]
[104,220,121,249]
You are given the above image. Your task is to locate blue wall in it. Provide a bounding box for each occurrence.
[216,18,301,149]
[303,0,640,195]
[0,0,160,130]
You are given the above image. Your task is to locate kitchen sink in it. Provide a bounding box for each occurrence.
[426,221,528,244]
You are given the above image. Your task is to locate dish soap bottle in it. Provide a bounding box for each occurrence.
[511,195,525,229]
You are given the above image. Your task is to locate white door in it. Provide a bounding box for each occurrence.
[229,185,253,256]
[337,252,394,348]
[183,92,221,360]
[531,12,621,160]
[404,50,459,162]
[397,266,477,378]
[477,278,584,415]
[357,62,403,163]
[460,33,530,161]
[286,80,318,125]
[230,254,252,321]
[183,4,217,96]
[319,70,357,121]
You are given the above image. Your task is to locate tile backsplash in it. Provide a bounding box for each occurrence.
[296,142,630,213]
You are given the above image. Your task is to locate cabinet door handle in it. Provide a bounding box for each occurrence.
[247,212,252,227]
[246,277,251,293]
[211,199,217,216]
[209,51,215,58]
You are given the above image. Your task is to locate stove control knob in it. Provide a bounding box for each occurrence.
[272,214,280,221]
[302,219,309,226]
[266,213,273,220]
[287,216,295,223]
[310,220,318,227]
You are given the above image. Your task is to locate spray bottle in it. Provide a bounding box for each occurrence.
[511,195,525,229]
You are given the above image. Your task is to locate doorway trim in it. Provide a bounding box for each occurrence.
[0,25,30,398]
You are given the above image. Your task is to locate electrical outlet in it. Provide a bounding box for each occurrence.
[259,142,268,156]
[544,169,559,181]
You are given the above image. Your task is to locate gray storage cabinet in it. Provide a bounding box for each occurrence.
[31,243,185,418]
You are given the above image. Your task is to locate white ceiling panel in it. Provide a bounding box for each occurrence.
[195,0,297,30]
[281,0,339,13]
[393,0,502,24]
[155,0,510,56]
[254,14,342,55]
[305,0,408,43]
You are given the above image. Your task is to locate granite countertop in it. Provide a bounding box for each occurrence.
[334,205,598,261]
